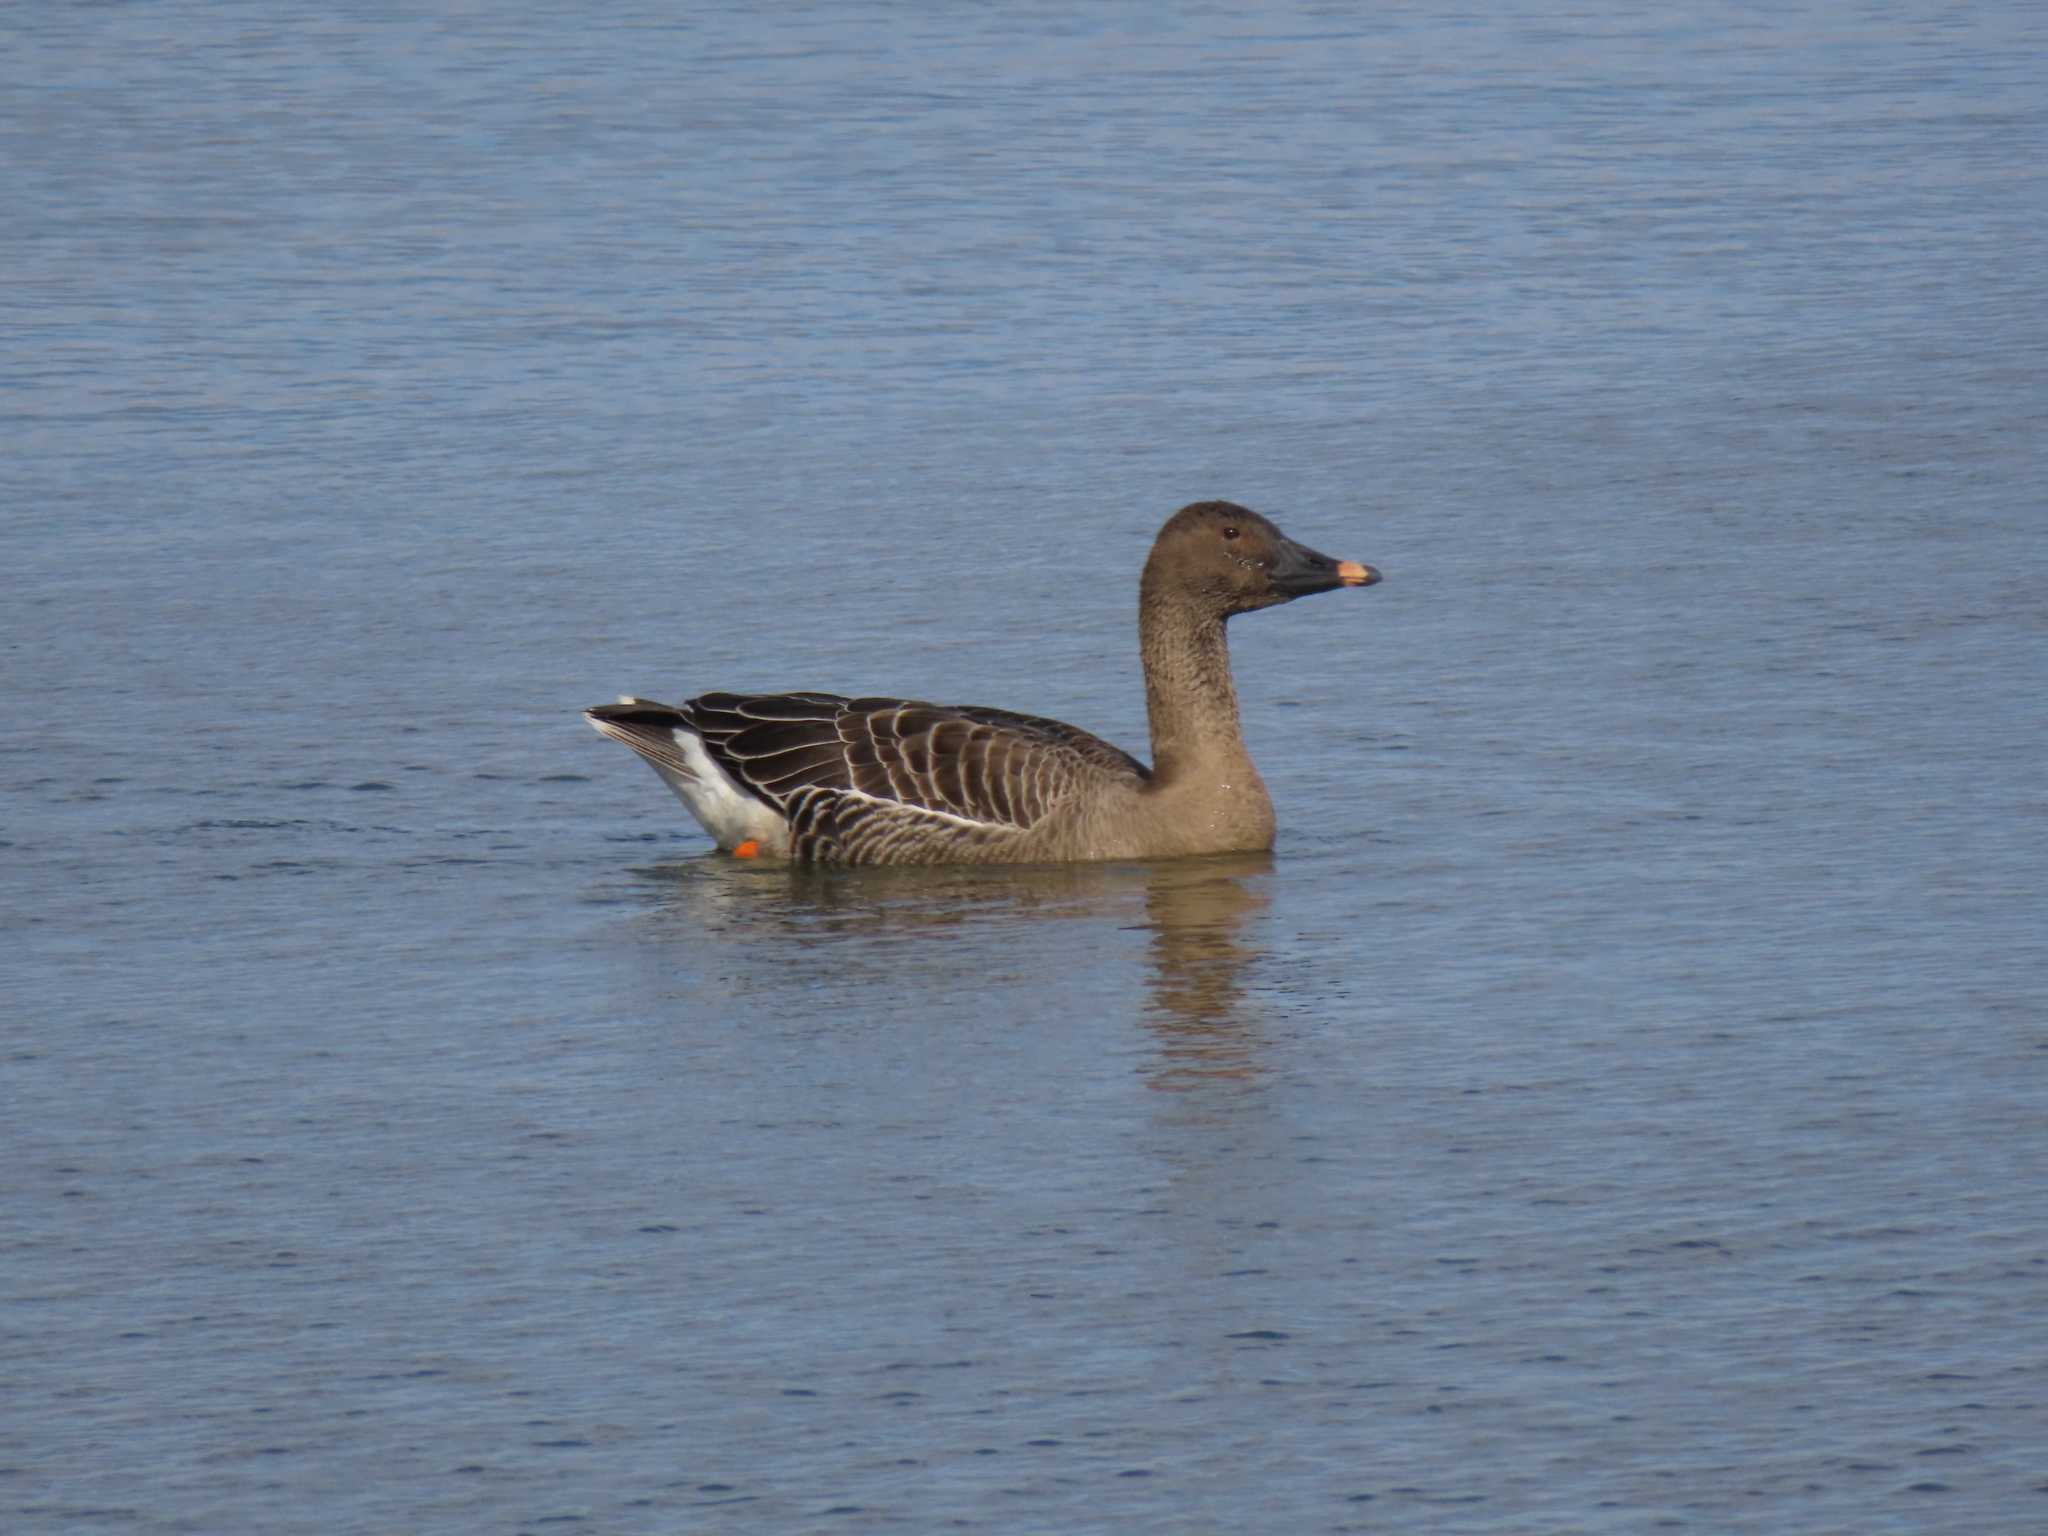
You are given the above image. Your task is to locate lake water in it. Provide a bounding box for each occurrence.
[6,2,2046,1531]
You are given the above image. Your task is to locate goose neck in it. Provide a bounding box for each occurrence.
[1139,593,1249,783]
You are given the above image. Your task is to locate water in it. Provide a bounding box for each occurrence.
[6,2,2046,1530]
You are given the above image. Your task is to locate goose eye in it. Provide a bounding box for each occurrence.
[1221,526,1240,541]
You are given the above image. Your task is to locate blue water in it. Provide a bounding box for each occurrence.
[6,3,2046,1531]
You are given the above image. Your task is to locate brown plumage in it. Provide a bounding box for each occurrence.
[584,501,1381,864]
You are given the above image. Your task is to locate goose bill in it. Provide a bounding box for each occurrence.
[1270,538,1383,596]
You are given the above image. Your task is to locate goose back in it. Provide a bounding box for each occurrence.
[586,691,1151,864]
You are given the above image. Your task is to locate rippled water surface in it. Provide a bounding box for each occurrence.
[6,3,2047,1531]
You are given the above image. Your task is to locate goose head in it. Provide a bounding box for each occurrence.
[1142,500,1381,618]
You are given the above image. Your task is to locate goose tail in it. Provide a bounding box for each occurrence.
[583,697,786,854]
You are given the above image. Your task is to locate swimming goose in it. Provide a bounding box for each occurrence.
[584,500,1381,864]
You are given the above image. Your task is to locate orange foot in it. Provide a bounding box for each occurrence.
[732,839,761,859]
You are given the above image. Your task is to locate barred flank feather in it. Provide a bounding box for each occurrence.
[584,691,1150,865]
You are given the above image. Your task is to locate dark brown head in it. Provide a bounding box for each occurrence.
[1140,500,1381,618]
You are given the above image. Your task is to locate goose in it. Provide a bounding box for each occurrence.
[584,500,1381,864]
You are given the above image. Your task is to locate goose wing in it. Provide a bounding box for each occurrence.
[685,691,1148,855]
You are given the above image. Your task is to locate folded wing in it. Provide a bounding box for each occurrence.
[686,691,1149,862]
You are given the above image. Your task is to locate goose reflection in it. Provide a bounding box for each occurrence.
[1134,855,1272,1091]
[610,853,1273,1086]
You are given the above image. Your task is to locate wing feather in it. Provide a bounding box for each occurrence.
[665,691,1146,854]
